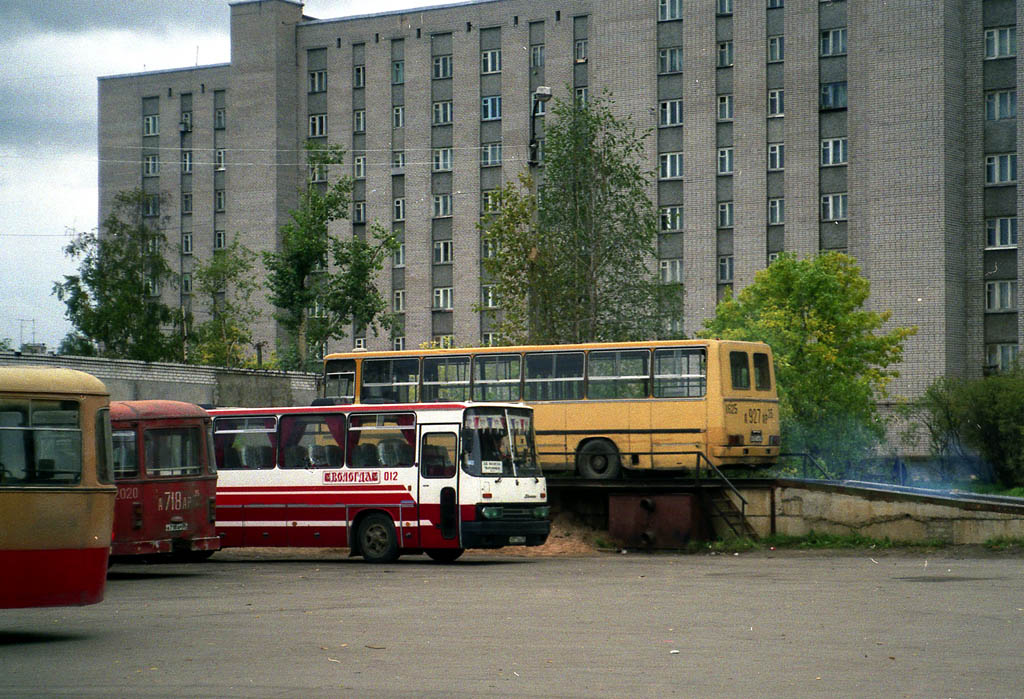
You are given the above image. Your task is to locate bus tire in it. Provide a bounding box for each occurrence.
[425,548,464,563]
[358,513,399,564]
[576,440,621,480]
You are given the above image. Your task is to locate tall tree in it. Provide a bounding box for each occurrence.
[480,92,682,344]
[53,189,183,362]
[701,252,916,464]
[187,238,260,367]
[263,141,397,370]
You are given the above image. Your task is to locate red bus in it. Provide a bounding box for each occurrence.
[210,402,550,562]
[110,400,219,560]
[0,367,116,608]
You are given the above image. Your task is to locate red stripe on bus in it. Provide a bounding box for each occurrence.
[0,548,109,608]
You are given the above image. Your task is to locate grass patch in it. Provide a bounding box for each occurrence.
[685,530,949,553]
[983,536,1024,551]
[967,484,1024,498]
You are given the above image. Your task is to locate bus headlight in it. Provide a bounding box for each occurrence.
[481,506,504,520]
[533,506,551,519]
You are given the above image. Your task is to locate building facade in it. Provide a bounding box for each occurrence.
[98,0,1021,401]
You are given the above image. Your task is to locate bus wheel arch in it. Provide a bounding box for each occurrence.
[354,511,400,563]
[575,439,622,480]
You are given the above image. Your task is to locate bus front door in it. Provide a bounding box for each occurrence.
[418,429,460,550]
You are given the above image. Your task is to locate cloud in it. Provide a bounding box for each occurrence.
[0,0,229,37]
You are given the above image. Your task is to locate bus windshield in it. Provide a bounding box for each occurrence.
[461,407,540,478]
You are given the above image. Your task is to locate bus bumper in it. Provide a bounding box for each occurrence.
[461,520,551,549]
[710,445,778,461]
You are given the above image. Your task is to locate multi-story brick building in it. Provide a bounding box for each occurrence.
[99,0,1020,403]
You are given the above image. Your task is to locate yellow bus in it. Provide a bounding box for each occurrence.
[323,339,780,479]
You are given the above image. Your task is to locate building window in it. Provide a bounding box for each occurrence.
[482,238,498,260]
[353,155,366,179]
[532,94,547,116]
[987,343,1019,372]
[986,280,1018,312]
[481,285,497,308]
[145,277,161,297]
[181,273,192,294]
[353,201,366,223]
[433,335,455,349]
[353,337,365,350]
[393,243,405,267]
[393,337,406,351]
[575,87,589,106]
[393,289,406,313]
[718,94,734,121]
[717,42,734,68]
[659,99,683,127]
[433,100,453,125]
[353,64,365,88]
[718,201,734,228]
[481,95,502,121]
[717,147,734,175]
[432,239,452,264]
[660,206,683,232]
[433,55,452,79]
[482,190,500,213]
[986,90,1017,121]
[481,142,503,167]
[985,27,1016,59]
[182,233,193,255]
[718,255,734,283]
[309,70,327,93]
[575,39,588,63]
[716,0,733,14]
[353,110,365,133]
[433,194,452,218]
[181,192,192,215]
[821,193,848,221]
[143,114,159,136]
[768,0,784,7]
[660,152,683,180]
[143,154,159,176]
[768,89,784,117]
[481,49,502,74]
[768,251,781,264]
[392,106,405,129]
[531,44,545,68]
[214,230,226,250]
[987,217,1018,248]
[659,0,682,21]
[767,142,784,171]
[214,190,225,212]
[767,36,784,63]
[660,258,683,284]
[432,147,453,172]
[310,162,327,183]
[308,114,327,138]
[393,198,406,222]
[821,28,847,56]
[821,137,848,166]
[433,287,453,310]
[214,108,226,130]
[659,47,683,74]
[820,81,848,110]
[391,60,404,85]
[181,150,193,174]
[986,153,1018,185]
[768,198,785,225]
[143,195,160,217]
[215,149,226,171]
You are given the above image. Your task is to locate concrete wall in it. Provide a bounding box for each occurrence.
[0,353,317,408]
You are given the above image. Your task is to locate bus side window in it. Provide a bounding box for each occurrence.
[421,433,457,479]
[729,351,751,390]
[753,353,772,391]
[524,351,584,401]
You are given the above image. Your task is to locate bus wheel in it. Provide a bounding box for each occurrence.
[358,513,399,563]
[576,440,621,480]
[425,548,464,563]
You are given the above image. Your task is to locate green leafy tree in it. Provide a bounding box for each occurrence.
[57,333,97,356]
[480,91,682,344]
[0,337,12,352]
[187,238,260,367]
[701,252,916,465]
[264,141,397,370]
[53,189,183,361]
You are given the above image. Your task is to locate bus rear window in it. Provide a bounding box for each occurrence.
[0,399,82,485]
[730,352,750,390]
[144,428,203,477]
[754,353,772,391]
[362,358,419,403]
[524,352,584,401]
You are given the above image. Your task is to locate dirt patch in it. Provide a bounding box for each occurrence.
[489,512,608,557]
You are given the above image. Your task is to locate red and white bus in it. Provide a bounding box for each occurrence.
[110,400,220,560]
[210,402,550,562]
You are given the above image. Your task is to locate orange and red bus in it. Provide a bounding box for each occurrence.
[110,400,219,560]
[324,339,780,478]
[0,367,116,608]
[210,401,549,562]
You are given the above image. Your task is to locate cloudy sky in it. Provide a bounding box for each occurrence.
[0,0,463,350]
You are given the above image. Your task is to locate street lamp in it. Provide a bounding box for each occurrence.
[528,86,551,166]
